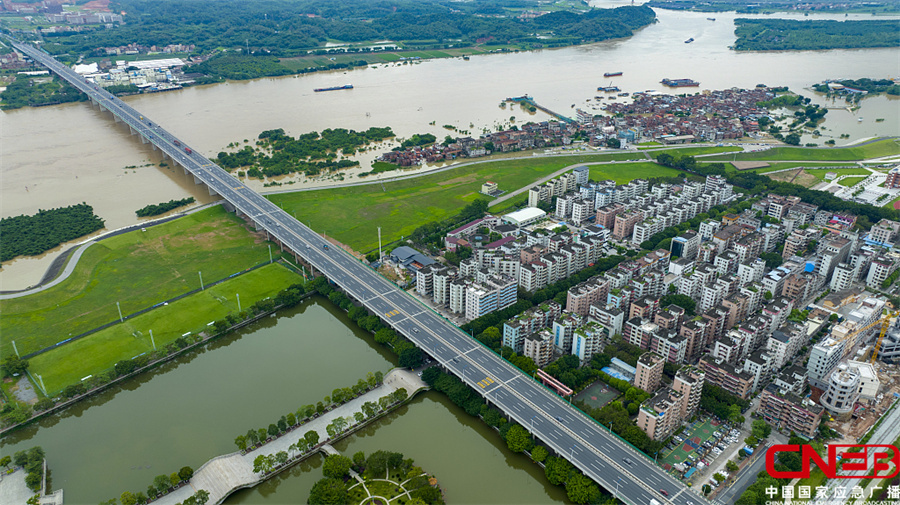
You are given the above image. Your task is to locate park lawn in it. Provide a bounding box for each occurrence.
[805,167,873,181]
[0,206,272,358]
[589,162,680,183]
[270,154,661,254]
[838,176,868,187]
[28,263,301,395]
[705,138,900,162]
[641,145,743,157]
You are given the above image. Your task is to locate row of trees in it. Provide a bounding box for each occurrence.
[100,466,195,505]
[250,390,408,479]
[0,203,105,263]
[420,367,611,504]
[700,383,750,424]
[233,370,386,451]
[311,276,426,369]
[135,197,195,217]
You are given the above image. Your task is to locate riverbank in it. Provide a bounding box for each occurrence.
[0,287,316,437]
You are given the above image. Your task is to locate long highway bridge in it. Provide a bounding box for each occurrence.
[14,40,708,505]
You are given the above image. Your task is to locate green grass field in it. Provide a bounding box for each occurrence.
[641,145,743,157]
[838,176,868,187]
[804,167,873,181]
[269,156,676,254]
[0,206,273,358]
[28,262,301,395]
[705,138,900,162]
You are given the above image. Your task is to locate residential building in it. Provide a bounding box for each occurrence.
[699,355,754,400]
[523,329,554,368]
[865,255,895,288]
[819,363,861,421]
[552,313,583,354]
[637,388,684,441]
[758,383,824,438]
[635,352,665,393]
[672,366,705,420]
[572,321,607,365]
[807,337,846,390]
[613,211,644,241]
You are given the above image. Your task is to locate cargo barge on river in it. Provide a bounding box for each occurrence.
[314,84,353,92]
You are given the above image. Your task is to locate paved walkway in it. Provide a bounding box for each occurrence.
[0,468,63,505]
[151,369,425,505]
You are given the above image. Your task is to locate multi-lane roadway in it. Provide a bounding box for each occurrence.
[14,40,705,505]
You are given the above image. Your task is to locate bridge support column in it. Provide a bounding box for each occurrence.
[192,174,203,185]
[113,113,121,123]
[140,135,149,144]
[129,125,136,135]
[208,186,219,197]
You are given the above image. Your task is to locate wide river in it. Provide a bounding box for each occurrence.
[0,296,568,505]
[3,9,900,289]
[2,9,899,289]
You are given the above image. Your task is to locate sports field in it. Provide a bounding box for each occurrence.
[659,418,721,471]
[0,206,273,358]
[573,381,620,410]
[28,262,302,395]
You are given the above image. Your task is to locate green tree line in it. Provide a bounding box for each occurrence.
[0,203,105,263]
[135,197,195,217]
[0,74,87,110]
[734,19,900,51]
[40,1,656,58]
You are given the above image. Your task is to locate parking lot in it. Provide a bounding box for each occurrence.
[659,418,745,485]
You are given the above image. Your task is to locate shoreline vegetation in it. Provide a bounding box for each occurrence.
[733,18,900,51]
[647,0,900,14]
[0,203,105,264]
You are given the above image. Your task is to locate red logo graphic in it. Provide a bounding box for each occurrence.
[766,444,900,479]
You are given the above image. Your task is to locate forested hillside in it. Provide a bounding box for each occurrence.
[40,0,656,56]
[733,19,900,51]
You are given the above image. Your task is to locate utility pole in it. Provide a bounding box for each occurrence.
[117,301,124,322]
[12,341,19,358]
[37,374,46,394]
[199,271,204,290]
[268,244,273,264]
[150,329,156,350]
[236,293,241,312]
[378,226,382,261]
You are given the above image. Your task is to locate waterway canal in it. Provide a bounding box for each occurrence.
[1,297,396,504]
[0,296,569,504]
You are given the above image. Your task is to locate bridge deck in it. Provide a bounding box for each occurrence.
[13,40,703,505]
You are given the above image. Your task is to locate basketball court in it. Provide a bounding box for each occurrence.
[659,418,720,471]
[573,381,620,410]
